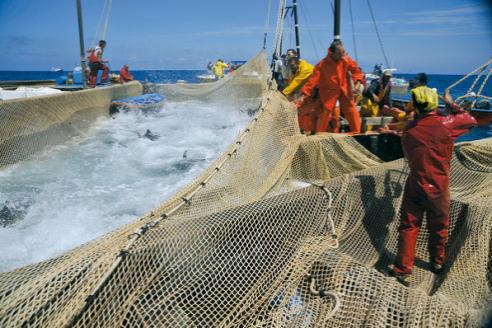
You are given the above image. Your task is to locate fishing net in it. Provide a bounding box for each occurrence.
[0,81,142,167]
[0,51,491,327]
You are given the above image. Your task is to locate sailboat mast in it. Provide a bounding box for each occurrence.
[333,0,341,40]
[76,0,87,88]
[292,0,301,57]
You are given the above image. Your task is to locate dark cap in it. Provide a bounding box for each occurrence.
[412,72,428,86]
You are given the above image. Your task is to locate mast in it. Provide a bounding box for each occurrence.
[292,0,300,57]
[333,0,341,40]
[76,0,87,88]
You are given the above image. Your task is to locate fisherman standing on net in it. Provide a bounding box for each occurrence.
[88,40,110,87]
[388,83,477,286]
[298,40,364,133]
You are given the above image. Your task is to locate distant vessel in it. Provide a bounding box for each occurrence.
[51,67,63,73]
[197,74,217,83]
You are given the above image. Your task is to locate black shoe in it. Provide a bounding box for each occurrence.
[430,261,444,274]
[387,265,411,287]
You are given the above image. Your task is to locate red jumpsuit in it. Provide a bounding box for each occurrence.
[300,49,364,133]
[394,103,476,275]
[119,67,133,83]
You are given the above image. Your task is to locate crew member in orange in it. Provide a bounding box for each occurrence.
[300,40,364,133]
[119,64,134,83]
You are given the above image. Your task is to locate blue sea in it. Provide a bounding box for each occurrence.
[1,70,491,94]
[0,70,206,84]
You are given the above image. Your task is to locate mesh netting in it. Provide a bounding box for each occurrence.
[0,81,142,167]
[0,52,491,327]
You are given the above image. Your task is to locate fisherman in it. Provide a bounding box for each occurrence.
[286,48,298,59]
[213,59,229,79]
[361,70,393,116]
[273,54,286,90]
[404,73,429,114]
[88,40,109,87]
[361,70,405,128]
[300,40,364,133]
[281,49,298,83]
[119,64,134,83]
[282,57,314,99]
[388,86,477,286]
[207,61,214,74]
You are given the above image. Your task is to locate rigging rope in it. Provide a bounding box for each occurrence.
[447,57,492,103]
[100,0,113,41]
[348,0,359,63]
[90,0,113,47]
[366,0,390,68]
[263,0,273,49]
[273,0,287,58]
[299,2,321,61]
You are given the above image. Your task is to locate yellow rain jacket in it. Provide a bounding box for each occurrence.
[282,59,314,95]
[213,61,229,78]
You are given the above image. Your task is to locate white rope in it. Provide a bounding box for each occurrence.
[448,57,492,104]
[273,0,287,58]
[446,57,492,92]
[263,0,272,43]
[100,0,113,41]
[90,0,112,47]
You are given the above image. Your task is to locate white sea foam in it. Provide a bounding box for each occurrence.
[0,99,254,272]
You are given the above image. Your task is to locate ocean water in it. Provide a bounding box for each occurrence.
[0,71,255,272]
[0,70,206,84]
[2,70,491,96]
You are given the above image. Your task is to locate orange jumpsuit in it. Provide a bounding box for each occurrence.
[119,67,133,83]
[300,49,364,133]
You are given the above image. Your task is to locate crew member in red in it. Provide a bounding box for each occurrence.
[300,40,364,133]
[119,64,133,83]
[88,40,109,87]
[389,79,477,286]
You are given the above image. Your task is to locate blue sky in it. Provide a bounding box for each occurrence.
[0,0,491,73]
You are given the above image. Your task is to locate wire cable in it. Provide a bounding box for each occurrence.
[348,0,359,63]
[366,0,390,68]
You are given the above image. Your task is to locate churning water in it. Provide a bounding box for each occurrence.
[0,99,253,272]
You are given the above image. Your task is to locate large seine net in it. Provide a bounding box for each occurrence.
[0,82,142,167]
[0,52,491,327]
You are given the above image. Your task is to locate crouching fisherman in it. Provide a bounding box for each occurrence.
[281,57,314,100]
[389,86,477,286]
[361,70,405,128]
[119,64,134,83]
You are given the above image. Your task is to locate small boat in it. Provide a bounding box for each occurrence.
[51,67,63,73]
[197,74,217,83]
[110,93,165,113]
[365,66,409,94]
